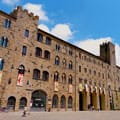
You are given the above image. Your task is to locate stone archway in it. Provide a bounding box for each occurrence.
[19,97,27,110]
[31,90,47,111]
[60,95,66,110]
[52,94,58,109]
[79,91,87,111]
[68,96,73,110]
[7,96,16,110]
[90,91,97,110]
[99,93,105,110]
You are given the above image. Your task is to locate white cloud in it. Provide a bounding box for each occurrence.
[2,0,19,5]
[38,24,50,33]
[51,24,73,41]
[74,37,120,66]
[115,44,120,66]
[75,37,112,55]
[23,3,48,21]
[38,24,73,41]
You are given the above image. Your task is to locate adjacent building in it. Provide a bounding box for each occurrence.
[0,6,120,111]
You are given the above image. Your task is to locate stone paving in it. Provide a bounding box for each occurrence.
[0,111,120,120]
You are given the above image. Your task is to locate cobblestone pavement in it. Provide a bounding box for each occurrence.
[0,111,120,120]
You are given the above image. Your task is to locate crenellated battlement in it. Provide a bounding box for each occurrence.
[10,6,39,21]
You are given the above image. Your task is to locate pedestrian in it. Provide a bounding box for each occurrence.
[22,106,27,117]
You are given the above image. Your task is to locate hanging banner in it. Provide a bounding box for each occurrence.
[99,87,102,94]
[95,86,97,93]
[68,84,73,93]
[54,81,59,92]
[85,84,89,92]
[90,86,93,93]
[0,71,2,85]
[79,84,83,92]
[17,73,24,86]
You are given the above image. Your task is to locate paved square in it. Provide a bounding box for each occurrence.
[0,111,120,120]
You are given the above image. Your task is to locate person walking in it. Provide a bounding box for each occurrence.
[22,106,27,117]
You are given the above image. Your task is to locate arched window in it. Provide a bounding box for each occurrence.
[44,50,50,60]
[7,96,16,110]
[62,58,67,67]
[54,71,59,81]
[24,29,29,38]
[68,96,72,108]
[62,73,66,84]
[18,64,25,74]
[4,19,11,28]
[60,95,66,108]
[35,47,42,57]
[46,37,51,45]
[55,56,60,65]
[22,46,27,56]
[0,58,4,70]
[37,33,43,42]
[0,37,8,48]
[69,61,73,69]
[68,75,72,84]
[52,95,58,108]
[42,71,49,81]
[19,97,27,109]
[33,69,40,80]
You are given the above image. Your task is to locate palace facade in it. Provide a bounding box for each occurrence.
[0,6,120,111]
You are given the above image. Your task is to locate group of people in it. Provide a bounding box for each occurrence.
[88,104,95,111]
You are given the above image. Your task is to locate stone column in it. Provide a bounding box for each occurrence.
[87,92,90,110]
[15,97,19,111]
[97,92,100,110]
[65,96,68,111]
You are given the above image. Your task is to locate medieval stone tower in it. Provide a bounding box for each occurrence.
[100,42,116,66]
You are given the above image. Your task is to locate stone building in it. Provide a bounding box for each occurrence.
[0,6,120,111]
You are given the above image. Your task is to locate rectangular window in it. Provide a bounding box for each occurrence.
[46,37,51,45]
[24,29,29,37]
[79,78,82,83]
[89,69,91,74]
[0,37,8,48]
[69,49,73,56]
[22,46,27,56]
[56,44,60,51]
[79,66,81,72]
[4,19,11,28]
[94,70,96,75]
[0,58,4,70]
[37,33,43,42]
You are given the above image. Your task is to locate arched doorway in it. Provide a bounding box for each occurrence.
[31,90,47,111]
[90,91,97,110]
[68,96,73,110]
[7,96,16,110]
[19,97,27,110]
[60,95,66,110]
[52,94,58,109]
[79,91,87,111]
[99,93,105,110]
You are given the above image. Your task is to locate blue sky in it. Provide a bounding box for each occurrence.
[1,0,120,65]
